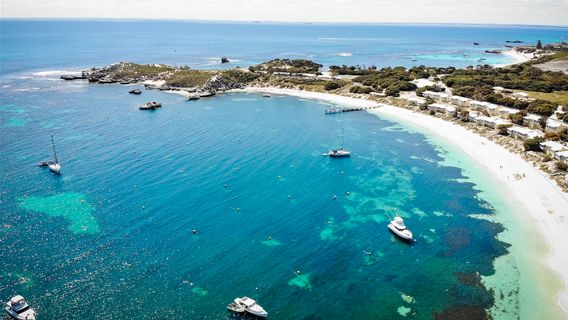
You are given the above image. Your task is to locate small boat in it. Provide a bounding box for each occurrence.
[386,210,413,241]
[227,302,246,313]
[129,89,142,94]
[473,42,480,45]
[139,101,162,110]
[327,131,350,157]
[234,297,268,318]
[327,149,351,157]
[5,295,36,320]
[262,94,271,98]
[187,94,200,101]
[39,135,61,174]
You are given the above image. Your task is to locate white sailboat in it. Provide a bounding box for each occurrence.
[327,130,351,157]
[48,135,61,174]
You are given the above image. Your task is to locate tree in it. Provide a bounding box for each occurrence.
[524,137,544,151]
[536,40,543,49]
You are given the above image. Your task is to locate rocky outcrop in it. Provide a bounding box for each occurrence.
[200,74,244,93]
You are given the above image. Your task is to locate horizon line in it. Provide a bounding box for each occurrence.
[1,17,567,28]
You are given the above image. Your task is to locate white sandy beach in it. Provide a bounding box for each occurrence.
[497,49,534,67]
[235,86,568,317]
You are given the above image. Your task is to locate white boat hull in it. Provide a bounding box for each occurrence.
[388,223,413,241]
[48,163,61,174]
[5,307,36,320]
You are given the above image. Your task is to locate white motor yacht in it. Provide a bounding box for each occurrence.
[5,295,36,320]
[234,297,268,318]
[388,216,413,241]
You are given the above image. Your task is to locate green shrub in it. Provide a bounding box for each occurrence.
[349,86,373,94]
[523,137,544,151]
[324,81,342,91]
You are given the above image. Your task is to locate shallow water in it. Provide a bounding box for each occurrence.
[2,20,563,319]
[1,80,510,319]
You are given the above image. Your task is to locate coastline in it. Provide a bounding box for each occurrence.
[233,86,568,318]
[497,49,534,67]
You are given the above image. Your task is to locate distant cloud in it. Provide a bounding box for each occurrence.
[1,0,567,26]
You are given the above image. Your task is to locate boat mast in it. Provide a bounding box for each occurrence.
[51,135,58,163]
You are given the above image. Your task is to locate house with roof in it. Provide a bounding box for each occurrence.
[507,126,544,140]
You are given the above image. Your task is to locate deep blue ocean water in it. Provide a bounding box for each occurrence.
[1,20,565,319]
[1,20,567,76]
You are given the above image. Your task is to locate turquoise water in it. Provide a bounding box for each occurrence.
[2,81,508,318]
[1,20,561,319]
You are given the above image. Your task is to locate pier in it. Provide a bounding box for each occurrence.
[324,105,380,114]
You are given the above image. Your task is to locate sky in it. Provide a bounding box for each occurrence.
[1,0,568,26]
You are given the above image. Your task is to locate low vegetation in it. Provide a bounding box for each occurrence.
[165,70,215,87]
[249,59,322,74]
[110,62,175,79]
[353,67,418,97]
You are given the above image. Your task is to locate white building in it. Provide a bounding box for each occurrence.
[523,114,543,129]
[423,91,449,102]
[428,103,456,116]
[497,107,520,118]
[450,95,471,107]
[545,118,568,133]
[556,150,568,163]
[540,141,568,155]
[469,101,499,115]
[472,116,512,129]
[406,96,427,107]
[506,126,544,140]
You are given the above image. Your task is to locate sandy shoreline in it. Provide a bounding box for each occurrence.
[496,49,534,67]
[233,86,568,317]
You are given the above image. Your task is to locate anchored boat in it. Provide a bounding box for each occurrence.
[5,295,36,320]
[327,131,351,157]
[38,135,61,174]
[386,210,413,242]
[232,297,268,318]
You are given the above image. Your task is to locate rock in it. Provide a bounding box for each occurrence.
[139,101,162,110]
[60,74,84,80]
[129,89,142,95]
[98,78,117,84]
[221,57,230,64]
[197,91,215,98]
[187,94,200,101]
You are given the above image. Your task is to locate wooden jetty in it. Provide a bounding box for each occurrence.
[325,104,380,114]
